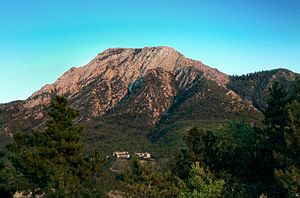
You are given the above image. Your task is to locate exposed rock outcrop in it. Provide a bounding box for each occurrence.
[2,47,229,128]
[0,46,266,150]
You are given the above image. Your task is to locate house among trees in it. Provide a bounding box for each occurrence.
[134,152,151,159]
[113,151,130,159]
[112,151,151,159]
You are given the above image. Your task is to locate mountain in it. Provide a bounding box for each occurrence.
[228,69,298,111]
[0,47,298,155]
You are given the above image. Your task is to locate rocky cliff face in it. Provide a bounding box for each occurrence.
[25,47,229,110]
[0,46,265,151]
[1,47,232,131]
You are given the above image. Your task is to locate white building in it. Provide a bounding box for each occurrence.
[113,151,130,159]
[134,152,151,159]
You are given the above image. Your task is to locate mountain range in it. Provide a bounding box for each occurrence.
[0,46,298,156]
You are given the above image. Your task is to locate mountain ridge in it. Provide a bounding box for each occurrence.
[0,46,298,154]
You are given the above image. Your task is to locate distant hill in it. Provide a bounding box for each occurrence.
[228,69,299,111]
[0,47,298,156]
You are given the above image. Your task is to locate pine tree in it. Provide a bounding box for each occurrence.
[263,80,300,196]
[119,158,180,198]
[6,96,104,197]
[273,79,300,196]
[177,162,225,198]
[174,128,207,179]
[264,81,290,129]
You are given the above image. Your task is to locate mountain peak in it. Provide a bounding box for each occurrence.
[101,46,177,55]
[0,47,297,156]
[96,46,181,66]
[25,47,229,111]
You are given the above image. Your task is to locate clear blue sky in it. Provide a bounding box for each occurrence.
[0,0,299,103]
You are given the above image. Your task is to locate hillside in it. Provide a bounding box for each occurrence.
[0,47,298,156]
[228,69,299,111]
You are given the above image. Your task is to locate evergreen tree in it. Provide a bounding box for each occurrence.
[174,122,276,197]
[262,79,300,196]
[177,162,225,198]
[0,151,12,197]
[174,128,207,179]
[272,79,300,196]
[205,122,269,197]
[119,158,179,198]
[5,96,104,197]
[264,81,290,129]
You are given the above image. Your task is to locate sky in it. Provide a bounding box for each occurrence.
[0,0,299,103]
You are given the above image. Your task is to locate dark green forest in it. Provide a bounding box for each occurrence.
[0,78,299,197]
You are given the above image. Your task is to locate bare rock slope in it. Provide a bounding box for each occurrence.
[0,46,263,151]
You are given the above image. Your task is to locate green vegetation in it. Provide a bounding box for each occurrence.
[119,78,300,197]
[228,69,297,110]
[177,162,225,198]
[270,79,300,196]
[118,158,179,197]
[0,96,105,197]
[0,78,299,197]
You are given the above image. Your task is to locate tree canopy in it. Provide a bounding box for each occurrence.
[1,96,104,197]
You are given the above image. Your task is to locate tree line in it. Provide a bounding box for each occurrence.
[119,78,300,197]
[0,78,299,197]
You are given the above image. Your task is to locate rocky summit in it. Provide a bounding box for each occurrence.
[0,47,298,154]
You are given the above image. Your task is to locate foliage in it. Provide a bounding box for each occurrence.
[274,165,300,196]
[2,96,105,197]
[119,157,224,198]
[0,76,299,197]
[228,69,297,111]
[119,158,180,198]
[174,128,207,179]
[173,112,296,197]
[177,162,225,198]
[264,81,290,129]
[268,79,300,197]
